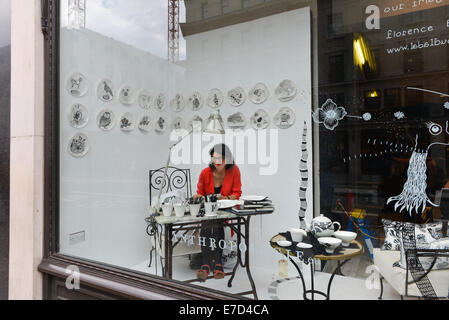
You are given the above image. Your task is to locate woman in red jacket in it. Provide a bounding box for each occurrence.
[194,143,242,281]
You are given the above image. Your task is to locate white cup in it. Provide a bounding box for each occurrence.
[162,203,173,217]
[290,228,307,243]
[204,202,219,216]
[189,203,201,217]
[174,203,186,218]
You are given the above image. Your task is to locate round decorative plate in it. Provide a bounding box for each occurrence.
[240,195,268,202]
[227,112,246,130]
[138,113,152,133]
[170,94,185,112]
[228,87,246,107]
[274,107,296,129]
[155,116,167,134]
[188,115,203,131]
[275,80,297,102]
[68,104,89,129]
[154,93,167,112]
[250,109,270,130]
[249,83,269,104]
[207,89,224,109]
[119,112,135,132]
[119,85,135,105]
[68,133,89,158]
[188,92,204,111]
[97,109,116,131]
[171,117,186,132]
[138,89,152,109]
[97,79,114,102]
[67,72,88,97]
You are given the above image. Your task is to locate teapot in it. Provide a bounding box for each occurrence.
[307,214,341,238]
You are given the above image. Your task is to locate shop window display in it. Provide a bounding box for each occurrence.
[57,0,449,300]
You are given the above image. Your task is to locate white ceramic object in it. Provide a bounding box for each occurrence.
[174,203,186,218]
[318,237,342,254]
[170,94,185,112]
[274,107,296,129]
[67,72,88,97]
[250,109,270,130]
[154,93,166,111]
[227,112,246,130]
[207,89,224,109]
[289,228,307,243]
[154,116,167,134]
[277,240,292,247]
[228,87,246,107]
[68,133,89,158]
[296,242,313,249]
[119,112,135,132]
[138,89,152,109]
[204,202,219,216]
[240,195,267,202]
[138,114,152,133]
[333,231,357,247]
[218,199,243,209]
[171,117,186,132]
[188,116,203,132]
[97,109,116,131]
[275,80,297,102]
[97,79,114,102]
[309,214,341,238]
[162,203,173,217]
[249,83,269,104]
[188,92,204,111]
[69,104,89,129]
[119,85,135,105]
[189,203,201,216]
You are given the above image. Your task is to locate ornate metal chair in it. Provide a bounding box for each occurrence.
[146,167,200,274]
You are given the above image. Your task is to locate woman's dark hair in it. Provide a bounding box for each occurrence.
[209,144,235,171]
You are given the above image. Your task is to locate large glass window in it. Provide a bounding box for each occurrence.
[58,0,449,300]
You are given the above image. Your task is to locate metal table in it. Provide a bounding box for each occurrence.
[271,234,363,300]
[153,210,273,299]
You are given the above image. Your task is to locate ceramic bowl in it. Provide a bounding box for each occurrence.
[318,237,342,254]
[277,240,292,247]
[289,228,307,243]
[333,231,357,246]
[296,242,313,249]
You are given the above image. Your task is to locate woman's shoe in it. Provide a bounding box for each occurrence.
[213,264,225,280]
[196,264,211,282]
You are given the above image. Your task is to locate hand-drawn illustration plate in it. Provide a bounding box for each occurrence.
[227,112,246,130]
[97,79,114,102]
[250,109,270,130]
[119,85,135,106]
[228,87,246,107]
[68,133,89,158]
[207,89,224,109]
[97,109,116,131]
[188,92,204,111]
[138,89,152,109]
[170,94,185,112]
[67,72,88,97]
[119,112,135,132]
[154,93,167,112]
[275,80,297,102]
[171,117,186,133]
[249,83,269,104]
[155,116,167,134]
[138,113,152,133]
[68,104,89,129]
[274,107,296,129]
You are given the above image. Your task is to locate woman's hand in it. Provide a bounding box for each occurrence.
[193,194,203,199]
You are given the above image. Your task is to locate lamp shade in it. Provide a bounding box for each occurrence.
[203,110,226,134]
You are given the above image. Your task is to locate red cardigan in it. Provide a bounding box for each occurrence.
[196,165,242,200]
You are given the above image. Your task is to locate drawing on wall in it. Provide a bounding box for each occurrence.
[312,98,371,131]
[155,116,167,134]
[298,122,308,230]
[97,109,116,131]
[155,93,167,111]
[394,111,406,120]
[97,79,114,102]
[138,114,152,133]
[227,112,246,130]
[67,72,88,98]
[275,80,297,102]
[249,83,269,104]
[188,116,203,131]
[171,117,186,132]
[250,109,270,130]
[119,112,135,132]
[207,89,224,109]
[228,87,246,107]
[138,90,152,109]
[68,104,88,129]
[119,85,135,105]
[274,107,296,129]
[188,92,204,111]
[68,133,89,158]
[170,94,185,112]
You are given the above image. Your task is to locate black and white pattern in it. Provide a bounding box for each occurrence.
[249,83,269,104]
[154,93,166,111]
[250,109,270,130]
[67,72,88,97]
[298,122,308,230]
[274,107,296,129]
[68,104,88,129]
[395,237,449,271]
[119,113,135,132]
[138,114,152,133]
[170,94,185,112]
[97,79,114,102]
[97,109,116,131]
[207,89,224,109]
[68,133,89,158]
[227,87,246,107]
[119,85,135,105]
[155,116,167,134]
[275,80,297,102]
[171,117,186,132]
[188,92,204,111]
[138,89,152,109]
[227,112,246,130]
